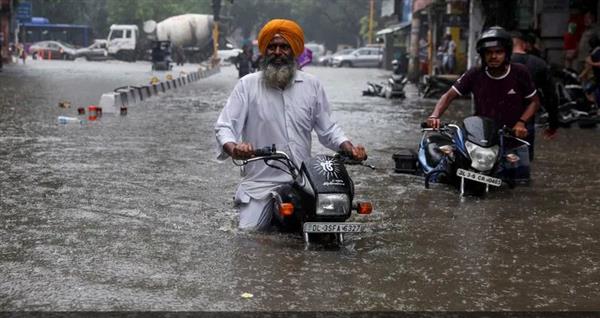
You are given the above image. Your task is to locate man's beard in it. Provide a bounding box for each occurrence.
[261,54,297,89]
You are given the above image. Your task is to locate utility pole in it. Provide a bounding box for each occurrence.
[368,0,374,44]
[211,0,221,65]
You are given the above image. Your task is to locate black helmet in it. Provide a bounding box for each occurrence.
[476,26,512,64]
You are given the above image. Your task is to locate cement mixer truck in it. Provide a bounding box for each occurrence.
[106,14,217,63]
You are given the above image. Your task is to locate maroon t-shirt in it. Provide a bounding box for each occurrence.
[452,63,536,128]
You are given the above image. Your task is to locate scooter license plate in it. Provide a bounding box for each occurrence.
[303,222,364,233]
[457,168,502,187]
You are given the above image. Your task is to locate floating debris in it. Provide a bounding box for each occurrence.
[240,292,254,299]
[58,100,71,108]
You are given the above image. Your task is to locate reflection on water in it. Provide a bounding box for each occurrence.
[0,61,599,310]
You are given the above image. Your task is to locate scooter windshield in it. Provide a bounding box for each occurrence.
[462,116,497,147]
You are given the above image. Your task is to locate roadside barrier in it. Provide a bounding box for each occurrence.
[98,63,220,114]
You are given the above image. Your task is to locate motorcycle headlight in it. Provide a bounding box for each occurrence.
[465,141,499,171]
[316,194,350,216]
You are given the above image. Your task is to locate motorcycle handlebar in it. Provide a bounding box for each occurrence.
[253,145,276,157]
[336,152,375,170]
[421,121,450,130]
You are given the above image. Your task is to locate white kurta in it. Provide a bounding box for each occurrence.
[215,70,349,204]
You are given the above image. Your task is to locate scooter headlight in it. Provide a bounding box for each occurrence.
[465,141,499,171]
[316,194,350,216]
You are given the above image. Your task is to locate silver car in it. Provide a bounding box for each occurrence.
[331,47,383,68]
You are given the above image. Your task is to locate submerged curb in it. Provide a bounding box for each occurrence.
[98,64,220,114]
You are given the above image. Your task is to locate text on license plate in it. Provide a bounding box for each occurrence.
[303,222,364,233]
[456,168,502,187]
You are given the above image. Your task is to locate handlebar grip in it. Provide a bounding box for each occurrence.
[253,144,276,157]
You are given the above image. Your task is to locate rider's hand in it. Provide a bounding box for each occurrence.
[427,116,441,129]
[228,142,254,160]
[340,141,367,161]
[512,121,528,139]
[351,145,367,161]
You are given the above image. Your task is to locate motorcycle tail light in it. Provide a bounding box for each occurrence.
[356,201,373,214]
[279,203,294,217]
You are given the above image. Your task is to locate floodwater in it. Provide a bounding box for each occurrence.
[0,59,599,311]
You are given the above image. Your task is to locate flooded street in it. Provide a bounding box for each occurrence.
[1,59,599,311]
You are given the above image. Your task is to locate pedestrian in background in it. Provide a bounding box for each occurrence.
[418,38,429,76]
[582,35,600,110]
[511,31,559,148]
[564,11,584,69]
[576,11,600,72]
[442,33,456,74]
[234,44,253,78]
[173,45,185,66]
[435,39,447,75]
[18,43,26,64]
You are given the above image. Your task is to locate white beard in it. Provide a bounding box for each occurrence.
[262,57,297,89]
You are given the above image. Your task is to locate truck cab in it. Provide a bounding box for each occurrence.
[107,24,138,61]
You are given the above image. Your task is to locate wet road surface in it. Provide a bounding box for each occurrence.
[0,59,599,311]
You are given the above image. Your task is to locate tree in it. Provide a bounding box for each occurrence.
[224,0,379,51]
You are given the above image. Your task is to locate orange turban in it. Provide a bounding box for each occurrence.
[257,19,305,57]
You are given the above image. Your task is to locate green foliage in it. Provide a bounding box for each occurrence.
[27,0,381,50]
[359,14,378,44]
[224,0,379,50]
[106,0,212,27]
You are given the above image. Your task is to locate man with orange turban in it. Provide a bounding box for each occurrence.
[215,19,367,231]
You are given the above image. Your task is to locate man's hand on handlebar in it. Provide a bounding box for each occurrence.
[512,122,528,139]
[340,141,367,161]
[224,142,254,160]
[426,116,441,129]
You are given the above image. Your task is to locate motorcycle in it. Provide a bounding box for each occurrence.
[233,145,374,245]
[362,59,407,99]
[395,116,531,196]
[552,67,599,128]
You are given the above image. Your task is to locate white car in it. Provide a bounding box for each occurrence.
[76,40,109,61]
[218,48,243,64]
[331,47,383,68]
[318,48,355,66]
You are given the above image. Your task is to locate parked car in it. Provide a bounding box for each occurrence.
[76,40,109,61]
[29,41,78,60]
[318,48,355,66]
[331,47,383,68]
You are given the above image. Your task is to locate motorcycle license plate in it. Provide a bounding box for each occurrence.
[456,168,502,187]
[303,222,364,233]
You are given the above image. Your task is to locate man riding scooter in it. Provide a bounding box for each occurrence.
[426,26,540,182]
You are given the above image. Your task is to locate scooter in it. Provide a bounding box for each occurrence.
[234,145,374,245]
[418,74,457,99]
[362,59,407,99]
[394,116,531,196]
